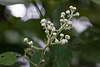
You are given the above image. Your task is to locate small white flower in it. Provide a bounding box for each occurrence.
[64,19,68,22]
[65,35,70,40]
[69,6,73,9]
[60,15,64,18]
[28,41,33,45]
[66,10,70,14]
[60,19,64,22]
[60,33,64,37]
[41,59,45,63]
[60,39,66,44]
[53,32,57,36]
[47,21,51,24]
[41,23,46,27]
[50,23,54,26]
[24,38,28,42]
[41,19,46,23]
[45,30,49,34]
[65,39,68,43]
[47,25,52,30]
[61,12,65,16]
[55,39,59,43]
[75,12,80,17]
[52,27,56,31]
[73,7,76,10]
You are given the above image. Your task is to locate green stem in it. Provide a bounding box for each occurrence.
[32,46,43,50]
[38,44,50,67]
[24,56,37,67]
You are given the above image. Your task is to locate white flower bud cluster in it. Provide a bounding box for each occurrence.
[40,19,57,39]
[24,38,33,47]
[60,6,79,30]
[54,33,70,45]
[40,6,79,45]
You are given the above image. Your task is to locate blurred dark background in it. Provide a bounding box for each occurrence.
[0,0,100,67]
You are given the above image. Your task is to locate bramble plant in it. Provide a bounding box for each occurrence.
[0,6,79,67]
[23,6,79,67]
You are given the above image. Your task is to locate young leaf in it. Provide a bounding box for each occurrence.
[0,52,19,65]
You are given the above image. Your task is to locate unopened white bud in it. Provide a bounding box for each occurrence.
[67,21,72,24]
[41,59,45,63]
[45,30,49,34]
[55,39,59,43]
[41,19,46,23]
[53,32,57,36]
[60,39,66,44]
[47,21,51,24]
[64,19,68,22]
[52,27,56,31]
[60,33,64,37]
[60,15,64,18]
[60,19,64,22]
[73,7,76,10]
[28,41,33,45]
[69,6,73,9]
[61,12,65,16]
[66,24,68,27]
[66,10,70,14]
[65,35,70,40]
[48,25,52,30]
[75,12,80,17]
[41,23,46,26]
[24,38,28,42]
[50,23,54,26]
[65,39,68,43]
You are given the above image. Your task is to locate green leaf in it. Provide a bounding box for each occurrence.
[0,52,19,65]
[52,44,72,67]
[0,0,32,5]
[91,0,100,5]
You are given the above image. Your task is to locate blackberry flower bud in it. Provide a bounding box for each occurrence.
[60,33,64,37]
[52,27,56,31]
[50,23,54,26]
[69,6,73,9]
[65,35,70,40]
[28,41,33,45]
[66,10,70,14]
[64,19,68,22]
[47,21,51,24]
[73,7,76,10]
[61,12,65,16]
[24,38,28,42]
[41,23,46,27]
[60,39,66,44]
[75,12,80,17]
[45,30,49,34]
[67,21,72,24]
[47,25,52,30]
[53,32,57,36]
[60,19,64,22]
[55,39,59,43]
[41,19,46,23]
